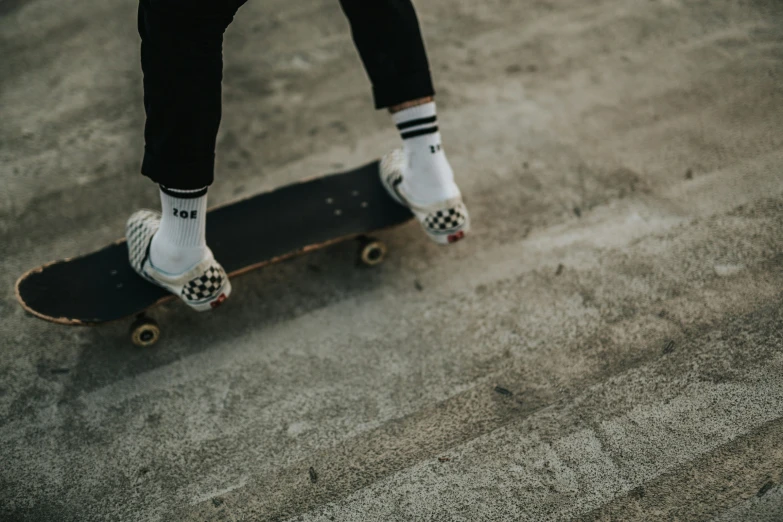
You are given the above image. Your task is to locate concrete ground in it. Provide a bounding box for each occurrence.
[1,0,782,520]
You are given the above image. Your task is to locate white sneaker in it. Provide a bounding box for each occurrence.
[380,149,471,245]
[126,210,231,312]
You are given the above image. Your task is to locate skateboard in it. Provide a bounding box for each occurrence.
[15,159,414,347]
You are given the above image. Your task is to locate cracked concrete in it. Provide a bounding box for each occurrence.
[1,0,782,520]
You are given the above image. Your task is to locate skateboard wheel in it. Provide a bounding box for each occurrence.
[130,315,161,347]
[358,237,387,267]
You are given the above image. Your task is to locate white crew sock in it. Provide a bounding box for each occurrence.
[392,101,460,206]
[149,185,209,275]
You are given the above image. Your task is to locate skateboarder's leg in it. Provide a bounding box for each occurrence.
[126,0,244,311]
[138,0,245,189]
[337,0,434,109]
[339,0,470,244]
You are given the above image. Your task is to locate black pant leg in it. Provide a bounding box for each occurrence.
[338,0,435,109]
[138,0,246,189]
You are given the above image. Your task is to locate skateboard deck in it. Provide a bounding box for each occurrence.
[16,159,414,337]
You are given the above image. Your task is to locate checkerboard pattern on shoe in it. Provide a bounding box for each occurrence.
[380,149,471,245]
[424,205,469,232]
[126,210,160,275]
[182,266,226,302]
[125,210,231,312]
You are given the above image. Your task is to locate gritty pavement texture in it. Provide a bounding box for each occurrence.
[1,0,783,520]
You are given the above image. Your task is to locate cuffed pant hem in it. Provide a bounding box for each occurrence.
[141,151,215,189]
[373,69,435,109]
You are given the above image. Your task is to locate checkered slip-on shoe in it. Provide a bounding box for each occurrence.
[380,149,471,245]
[126,209,231,312]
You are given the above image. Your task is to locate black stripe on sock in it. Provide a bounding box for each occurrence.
[396,115,437,131]
[160,185,208,199]
[400,125,439,140]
